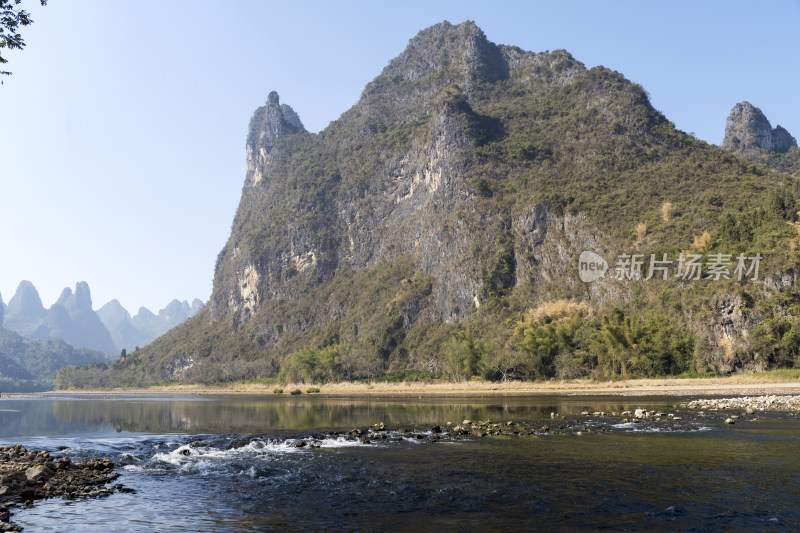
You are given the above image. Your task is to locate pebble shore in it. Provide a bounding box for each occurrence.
[0,444,132,532]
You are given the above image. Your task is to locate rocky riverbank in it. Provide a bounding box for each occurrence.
[0,444,133,532]
[684,395,800,412]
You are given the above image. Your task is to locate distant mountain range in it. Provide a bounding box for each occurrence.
[97,297,204,354]
[0,281,203,391]
[0,280,204,354]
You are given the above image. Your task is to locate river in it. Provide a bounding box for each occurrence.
[1,394,798,531]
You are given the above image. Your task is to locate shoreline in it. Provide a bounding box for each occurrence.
[25,375,800,397]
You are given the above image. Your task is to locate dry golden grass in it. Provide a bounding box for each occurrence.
[523,299,593,326]
[661,201,675,221]
[635,222,647,242]
[692,230,712,253]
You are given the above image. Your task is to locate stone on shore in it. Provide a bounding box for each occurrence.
[684,395,800,413]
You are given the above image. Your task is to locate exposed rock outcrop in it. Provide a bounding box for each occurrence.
[245,91,305,185]
[722,101,797,154]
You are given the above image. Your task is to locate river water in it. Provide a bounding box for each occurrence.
[1,394,798,531]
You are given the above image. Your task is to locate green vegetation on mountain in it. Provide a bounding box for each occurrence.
[57,21,800,390]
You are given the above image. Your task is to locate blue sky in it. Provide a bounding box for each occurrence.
[1,0,798,313]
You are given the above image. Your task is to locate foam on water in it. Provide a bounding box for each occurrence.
[610,421,711,432]
[137,434,375,477]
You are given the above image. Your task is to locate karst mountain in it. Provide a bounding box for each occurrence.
[59,21,800,388]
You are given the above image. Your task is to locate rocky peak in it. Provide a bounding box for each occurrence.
[772,125,796,151]
[280,103,303,130]
[722,101,797,153]
[54,287,73,307]
[386,20,507,87]
[245,91,305,183]
[5,281,47,336]
[135,307,157,321]
[53,281,93,315]
[353,21,510,127]
[74,281,93,311]
[97,299,132,325]
[160,299,187,321]
[6,281,46,322]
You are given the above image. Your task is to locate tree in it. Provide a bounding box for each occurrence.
[1,0,46,80]
[443,328,484,382]
[597,310,644,377]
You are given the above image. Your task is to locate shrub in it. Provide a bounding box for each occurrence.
[273,388,284,394]
[290,389,302,395]
[523,299,593,326]
[306,387,320,393]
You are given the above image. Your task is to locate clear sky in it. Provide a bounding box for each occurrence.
[1,0,798,314]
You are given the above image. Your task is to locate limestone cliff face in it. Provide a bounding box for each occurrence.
[210,91,306,320]
[722,101,797,154]
[210,21,596,329]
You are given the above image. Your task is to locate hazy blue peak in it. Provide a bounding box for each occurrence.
[54,287,73,307]
[74,281,93,310]
[8,280,45,316]
[100,298,125,310]
[191,299,204,315]
[135,307,157,320]
[97,299,132,323]
[53,282,93,314]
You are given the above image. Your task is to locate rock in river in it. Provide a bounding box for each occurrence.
[0,444,133,532]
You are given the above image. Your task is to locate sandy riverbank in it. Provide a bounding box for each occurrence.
[32,374,800,397]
